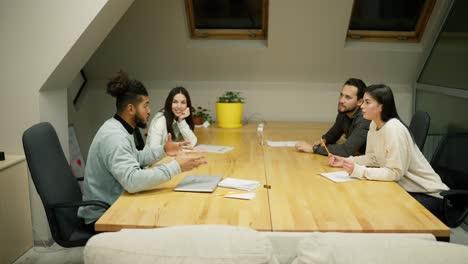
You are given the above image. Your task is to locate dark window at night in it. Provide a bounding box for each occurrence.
[348,0,435,42]
[185,0,268,40]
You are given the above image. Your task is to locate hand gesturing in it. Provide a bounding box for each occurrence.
[164,133,192,156]
[175,154,207,172]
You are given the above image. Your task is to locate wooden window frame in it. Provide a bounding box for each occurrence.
[185,0,269,40]
[347,0,436,42]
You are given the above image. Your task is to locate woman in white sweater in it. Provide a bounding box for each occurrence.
[328,84,449,220]
[146,87,197,148]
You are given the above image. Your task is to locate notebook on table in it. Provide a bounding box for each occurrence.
[173,175,222,193]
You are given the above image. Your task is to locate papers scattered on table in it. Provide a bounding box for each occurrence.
[266,140,298,147]
[196,144,234,153]
[319,171,356,183]
[224,192,256,200]
[218,178,261,191]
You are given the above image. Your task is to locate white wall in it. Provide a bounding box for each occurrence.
[83,0,448,83]
[1,0,106,243]
[1,0,134,244]
[73,79,412,159]
[72,0,451,157]
[1,0,109,154]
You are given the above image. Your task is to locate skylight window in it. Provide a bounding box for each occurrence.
[347,0,436,42]
[185,0,268,40]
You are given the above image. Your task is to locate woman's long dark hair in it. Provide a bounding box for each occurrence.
[365,84,415,142]
[365,84,400,122]
[162,87,195,139]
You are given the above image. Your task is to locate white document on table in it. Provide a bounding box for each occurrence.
[319,171,356,182]
[218,178,261,191]
[266,140,298,147]
[196,144,234,153]
[224,192,256,200]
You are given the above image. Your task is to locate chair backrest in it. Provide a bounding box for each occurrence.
[22,122,83,245]
[431,133,468,190]
[409,111,431,150]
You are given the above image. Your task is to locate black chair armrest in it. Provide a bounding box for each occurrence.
[440,189,468,197]
[441,189,468,228]
[48,200,110,210]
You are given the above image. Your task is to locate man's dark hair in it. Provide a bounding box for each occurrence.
[106,71,148,112]
[344,78,366,100]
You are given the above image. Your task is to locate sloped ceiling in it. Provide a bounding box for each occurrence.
[40,0,134,91]
[84,0,444,84]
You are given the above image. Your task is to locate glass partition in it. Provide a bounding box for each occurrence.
[416,0,468,159]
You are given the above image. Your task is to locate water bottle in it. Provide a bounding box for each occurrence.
[257,123,265,145]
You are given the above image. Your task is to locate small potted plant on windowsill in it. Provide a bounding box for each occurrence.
[216,91,244,128]
[192,106,213,126]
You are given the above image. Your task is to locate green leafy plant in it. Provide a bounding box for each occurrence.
[192,106,213,124]
[217,91,244,103]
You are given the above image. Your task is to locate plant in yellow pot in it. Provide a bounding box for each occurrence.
[216,91,244,128]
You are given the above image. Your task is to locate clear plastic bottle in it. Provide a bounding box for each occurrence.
[257,123,265,145]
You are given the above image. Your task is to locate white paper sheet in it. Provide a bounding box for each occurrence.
[218,178,261,191]
[319,171,356,182]
[266,140,298,147]
[196,144,234,153]
[224,192,256,200]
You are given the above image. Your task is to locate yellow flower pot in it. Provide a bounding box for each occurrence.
[216,102,243,128]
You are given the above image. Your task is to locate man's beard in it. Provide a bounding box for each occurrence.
[134,113,147,129]
[338,104,358,114]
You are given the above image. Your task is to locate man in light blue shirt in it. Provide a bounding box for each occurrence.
[78,71,206,227]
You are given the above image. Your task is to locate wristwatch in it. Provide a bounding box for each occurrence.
[312,145,320,153]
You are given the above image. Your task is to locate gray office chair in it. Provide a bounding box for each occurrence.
[22,122,109,247]
[431,133,468,228]
[409,111,431,150]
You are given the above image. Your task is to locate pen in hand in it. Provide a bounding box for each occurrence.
[321,139,331,156]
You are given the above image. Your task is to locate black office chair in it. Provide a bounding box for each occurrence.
[431,133,468,228]
[22,122,109,247]
[409,111,431,150]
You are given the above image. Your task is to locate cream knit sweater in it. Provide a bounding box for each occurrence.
[349,119,448,198]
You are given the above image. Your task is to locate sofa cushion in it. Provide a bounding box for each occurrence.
[292,232,468,264]
[84,225,277,264]
[263,232,435,264]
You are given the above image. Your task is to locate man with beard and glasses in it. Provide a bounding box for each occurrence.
[78,71,206,230]
[295,78,370,157]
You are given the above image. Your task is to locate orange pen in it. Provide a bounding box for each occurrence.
[321,139,331,156]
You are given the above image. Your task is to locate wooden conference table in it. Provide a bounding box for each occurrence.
[95,122,449,238]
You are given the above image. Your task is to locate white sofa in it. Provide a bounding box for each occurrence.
[84,225,468,264]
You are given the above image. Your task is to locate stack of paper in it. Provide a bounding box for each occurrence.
[266,140,298,147]
[196,144,234,153]
[319,171,356,182]
[218,178,261,191]
[224,193,256,200]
